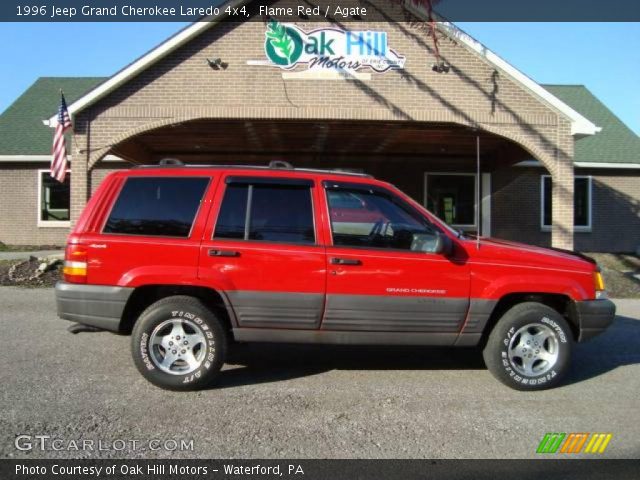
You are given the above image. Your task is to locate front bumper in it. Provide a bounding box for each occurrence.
[575,298,616,342]
[55,281,133,332]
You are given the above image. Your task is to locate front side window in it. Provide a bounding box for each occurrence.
[104,177,209,237]
[214,181,315,245]
[542,176,591,229]
[326,186,438,251]
[39,171,70,223]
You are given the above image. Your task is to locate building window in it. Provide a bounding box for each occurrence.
[424,173,476,228]
[103,177,210,237]
[38,170,70,227]
[214,181,315,245]
[541,175,592,231]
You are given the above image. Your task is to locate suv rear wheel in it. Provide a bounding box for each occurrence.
[483,302,573,391]
[131,295,227,390]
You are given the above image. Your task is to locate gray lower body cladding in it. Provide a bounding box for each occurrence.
[459,299,498,334]
[230,293,489,346]
[226,291,324,329]
[226,291,489,337]
[322,294,470,332]
[55,281,133,332]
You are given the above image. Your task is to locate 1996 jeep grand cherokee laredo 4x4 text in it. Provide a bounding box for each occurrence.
[55,162,616,391]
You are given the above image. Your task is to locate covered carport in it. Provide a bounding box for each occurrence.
[103,118,538,238]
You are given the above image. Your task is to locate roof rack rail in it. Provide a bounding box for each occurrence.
[158,158,184,166]
[133,162,372,178]
[269,160,293,169]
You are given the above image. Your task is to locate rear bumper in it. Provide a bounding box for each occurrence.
[55,282,133,332]
[575,299,616,342]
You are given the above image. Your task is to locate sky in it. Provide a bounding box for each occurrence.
[0,22,638,134]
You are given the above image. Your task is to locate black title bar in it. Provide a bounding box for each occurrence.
[2,459,640,480]
[1,0,640,22]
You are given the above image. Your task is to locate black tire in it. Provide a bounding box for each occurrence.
[483,302,573,391]
[131,295,227,391]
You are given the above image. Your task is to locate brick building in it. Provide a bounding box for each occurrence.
[0,11,639,251]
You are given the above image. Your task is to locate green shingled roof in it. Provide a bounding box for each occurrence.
[0,77,105,155]
[543,84,640,164]
[0,77,638,165]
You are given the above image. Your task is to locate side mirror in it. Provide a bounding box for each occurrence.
[411,232,454,255]
[435,232,454,256]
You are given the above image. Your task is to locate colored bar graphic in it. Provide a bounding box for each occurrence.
[538,433,613,454]
[560,433,589,453]
[584,433,613,454]
[573,433,589,453]
[537,433,566,453]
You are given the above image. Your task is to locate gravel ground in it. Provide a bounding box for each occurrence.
[587,253,640,299]
[0,259,61,288]
[1,288,639,460]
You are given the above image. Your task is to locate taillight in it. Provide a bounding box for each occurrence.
[63,243,88,283]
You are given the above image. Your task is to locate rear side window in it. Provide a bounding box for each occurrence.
[213,184,247,239]
[214,181,315,244]
[104,177,209,237]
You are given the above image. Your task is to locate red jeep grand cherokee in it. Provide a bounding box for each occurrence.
[55,162,615,391]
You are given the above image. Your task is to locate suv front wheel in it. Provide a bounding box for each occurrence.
[483,302,573,391]
[131,295,227,390]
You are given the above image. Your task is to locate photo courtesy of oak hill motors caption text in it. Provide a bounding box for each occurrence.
[15,463,305,476]
[25,4,367,18]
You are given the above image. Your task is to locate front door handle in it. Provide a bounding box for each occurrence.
[330,257,361,265]
[208,249,240,257]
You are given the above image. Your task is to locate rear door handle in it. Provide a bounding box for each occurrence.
[330,257,361,265]
[208,249,240,257]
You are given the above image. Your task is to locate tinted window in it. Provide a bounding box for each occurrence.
[214,184,248,240]
[249,185,314,243]
[543,176,590,228]
[104,177,209,237]
[214,182,315,244]
[327,187,437,251]
[574,177,590,227]
[40,171,70,222]
[426,174,476,226]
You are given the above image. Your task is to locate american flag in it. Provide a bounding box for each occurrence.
[51,93,72,183]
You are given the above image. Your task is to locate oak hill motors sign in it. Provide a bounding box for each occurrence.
[264,21,406,73]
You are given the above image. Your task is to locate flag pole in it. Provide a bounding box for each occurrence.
[476,134,481,250]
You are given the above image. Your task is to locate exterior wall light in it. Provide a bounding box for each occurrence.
[207,58,228,70]
[432,62,450,73]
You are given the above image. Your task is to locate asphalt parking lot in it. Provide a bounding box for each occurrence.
[1,287,639,459]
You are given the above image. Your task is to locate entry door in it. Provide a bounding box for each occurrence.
[322,182,470,335]
[199,175,326,330]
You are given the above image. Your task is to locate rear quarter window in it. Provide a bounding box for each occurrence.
[103,177,209,237]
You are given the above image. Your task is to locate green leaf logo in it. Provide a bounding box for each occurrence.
[267,21,293,61]
[264,21,303,67]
